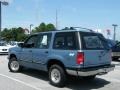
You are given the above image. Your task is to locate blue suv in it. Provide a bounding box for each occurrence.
[8,28,115,87]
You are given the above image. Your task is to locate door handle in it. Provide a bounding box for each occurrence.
[29,50,32,52]
[45,51,48,53]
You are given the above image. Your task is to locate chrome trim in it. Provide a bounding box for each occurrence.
[112,52,120,56]
[78,31,82,49]
[66,70,78,76]
[66,66,114,76]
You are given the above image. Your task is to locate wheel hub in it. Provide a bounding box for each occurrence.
[10,61,19,71]
[51,69,61,83]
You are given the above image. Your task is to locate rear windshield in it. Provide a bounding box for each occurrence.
[80,32,109,50]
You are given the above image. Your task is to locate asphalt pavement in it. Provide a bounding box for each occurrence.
[0,55,120,90]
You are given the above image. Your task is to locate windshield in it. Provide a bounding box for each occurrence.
[0,42,7,46]
[9,42,17,46]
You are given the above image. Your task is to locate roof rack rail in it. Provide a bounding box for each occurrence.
[62,27,94,32]
[62,27,75,30]
[70,27,94,32]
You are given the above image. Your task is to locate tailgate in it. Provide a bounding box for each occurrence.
[83,50,111,68]
[79,32,111,68]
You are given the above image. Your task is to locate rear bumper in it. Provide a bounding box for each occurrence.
[66,64,115,76]
[112,52,120,57]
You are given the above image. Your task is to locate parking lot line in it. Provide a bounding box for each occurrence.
[0,73,42,90]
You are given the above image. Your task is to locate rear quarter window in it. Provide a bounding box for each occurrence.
[80,32,108,50]
[83,36,104,49]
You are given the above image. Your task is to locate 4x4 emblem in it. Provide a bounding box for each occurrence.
[69,53,75,56]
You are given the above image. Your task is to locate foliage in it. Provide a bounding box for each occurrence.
[1,27,28,42]
[0,22,56,42]
[46,23,55,31]
[32,22,56,33]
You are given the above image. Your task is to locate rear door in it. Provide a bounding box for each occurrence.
[80,32,111,68]
[52,32,79,68]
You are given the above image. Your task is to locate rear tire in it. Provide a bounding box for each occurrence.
[49,65,66,87]
[8,57,23,72]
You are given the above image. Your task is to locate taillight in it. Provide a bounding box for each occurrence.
[76,52,84,64]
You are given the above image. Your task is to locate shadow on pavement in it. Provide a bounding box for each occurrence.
[21,68,110,90]
[66,76,110,90]
[21,68,48,81]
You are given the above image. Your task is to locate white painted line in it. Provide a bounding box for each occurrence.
[0,73,42,90]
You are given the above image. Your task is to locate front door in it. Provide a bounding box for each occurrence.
[32,33,52,71]
[19,35,38,68]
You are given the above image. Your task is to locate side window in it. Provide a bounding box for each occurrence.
[66,36,76,49]
[53,32,78,50]
[36,33,52,49]
[54,36,65,49]
[24,35,38,48]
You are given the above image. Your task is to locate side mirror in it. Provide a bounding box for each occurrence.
[28,43,35,48]
[18,43,35,48]
[24,43,35,48]
[18,43,24,48]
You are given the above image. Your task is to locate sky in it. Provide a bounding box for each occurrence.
[1,0,120,40]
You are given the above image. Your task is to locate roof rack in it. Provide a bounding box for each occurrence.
[70,27,94,32]
[62,27,94,32]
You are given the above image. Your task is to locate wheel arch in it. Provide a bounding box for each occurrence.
[47,59,66,71]
[9,54,17,60]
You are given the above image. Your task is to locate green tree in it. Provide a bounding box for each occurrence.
[34,22,46,32]
[17,33,28,41]
[1,27,28,42]
[32,22,55,33]
[1,28,12,41]
[46,23,55,31]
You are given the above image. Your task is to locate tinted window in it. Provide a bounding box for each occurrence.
[80,32,108,50]
[66,36,77,49]
[36,33,52,49]
[83,36,104,49]
[53,32,78,50]
[54,36,65,49]
[24,35,38,48]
